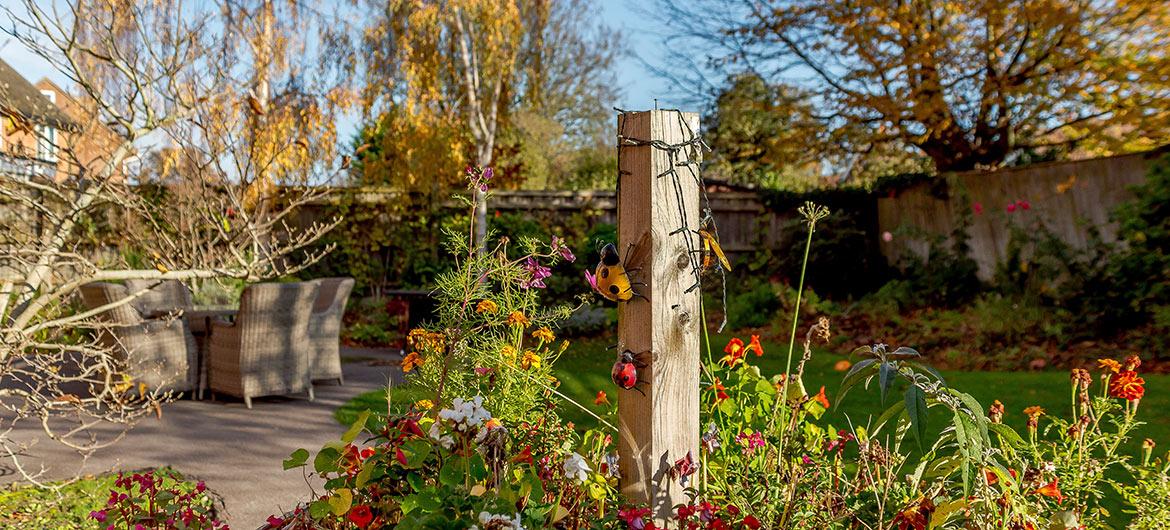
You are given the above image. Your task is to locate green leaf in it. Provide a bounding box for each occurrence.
[283,448,309,470]
[889,346,920,358]
[907,361,946,386]
[835,358,878,407]
[988,423,1026,449]
[850,345,874,357]
[309,499,332,519]
[407,472,425,492]
[904,385,928,449]
[328,488,353,516]
[342,411,371,444]
[355,460,375,488]
[313,447,341,474]
[879,361,895,405]
[871,400,907,436]
[439,457,466,487]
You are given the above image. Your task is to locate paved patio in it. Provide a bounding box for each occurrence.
[0,347,402,527]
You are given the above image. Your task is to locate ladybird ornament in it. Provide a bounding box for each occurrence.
[587,242,645,302]
[611,350,646,394]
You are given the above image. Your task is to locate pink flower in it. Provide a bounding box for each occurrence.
[735,431,766,455]
[972,202,983,215]
[1017,199,1031,210]
[881,231,893,242]
[584,269,598,291]
[266,515,285,527]
[1006,203,1017,213]
[521,257,551,289]
[551,236,576,262]
[89,510,108,522]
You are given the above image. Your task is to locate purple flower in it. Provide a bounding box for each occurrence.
[89,510,107,522]
[482,167,493,181]
[521,257,551,289]
[735,431,766,455]
[551,236,576,262]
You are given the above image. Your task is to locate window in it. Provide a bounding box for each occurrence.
[36,90,57,162]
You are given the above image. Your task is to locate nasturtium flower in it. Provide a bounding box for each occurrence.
[747,335,764,356]
[505,311,530,328]
[401,352,424,372]
[594,390,610,406]
[813,386,830,408]
[1034,478,1064,503]
[347,505,374,528]
[708,379,729,404]
[1109,370,1145,401]
[475,299,499,314]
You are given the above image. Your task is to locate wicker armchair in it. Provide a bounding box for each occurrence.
[308,277,354,384]
[123,279,203,332]
[208,282,319,408]
[78,282,197,392]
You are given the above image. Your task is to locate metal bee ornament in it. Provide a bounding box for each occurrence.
[586,241,647,303]
[611,349,648,395]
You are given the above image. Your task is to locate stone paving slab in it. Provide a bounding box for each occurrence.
[0,347,402,527]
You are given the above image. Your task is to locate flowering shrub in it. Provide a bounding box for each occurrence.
[399,166,580,422]
[272,398,621,529]
[88,469,225,530]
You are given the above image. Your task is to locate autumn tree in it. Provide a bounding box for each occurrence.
[656,0,1170,172]
[0,0,348,479]
[353,0,620,244]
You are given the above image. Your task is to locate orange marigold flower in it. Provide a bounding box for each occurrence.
[505,311,531,328]
[520,350,542,370]
[833,359,852,372]
[594,390,610,406]
[813,386,830,409]
[402,352,424,372]
[989,400,1004,424]
[1097,359,1121,373]
[1070,368,1091,388]
[748,335,764,356]
[413,399,434,410]
[1024,405,1044,431]
[1108,370,1145,401]
[532,327,555,343]
[500,345,517,360]
[1124,354,1142,371]
[1034,478,1064,504]
[475,299,499,314]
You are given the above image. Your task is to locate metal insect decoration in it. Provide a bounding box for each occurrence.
[610,349,648,395]
[586,241,647,303]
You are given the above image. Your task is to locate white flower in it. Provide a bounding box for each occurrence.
[439,396,492,432]
[563,452,591,483]
[428,422,455,450]
[477,511,525,529]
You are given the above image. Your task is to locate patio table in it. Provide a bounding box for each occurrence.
[187,307,237,399]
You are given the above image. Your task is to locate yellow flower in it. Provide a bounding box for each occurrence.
[501,345,517,360]
[532,327,555,343]
[476,299,499,314]
[521,350,542,370]
[402,352,424,372]
[414,399,434,410]
[506,311,531,328]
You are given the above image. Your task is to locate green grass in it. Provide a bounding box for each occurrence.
[339,335,1170,458]
[0,467,185,529]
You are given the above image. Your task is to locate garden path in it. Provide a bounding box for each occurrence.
[0,347,403,527]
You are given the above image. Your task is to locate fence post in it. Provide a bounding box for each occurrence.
[616,109,702,520]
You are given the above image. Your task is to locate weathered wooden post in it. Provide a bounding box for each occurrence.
[616,109,702,519]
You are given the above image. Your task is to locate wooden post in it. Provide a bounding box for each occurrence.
[616,110,702,519]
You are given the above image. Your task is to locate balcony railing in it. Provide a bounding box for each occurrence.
[0,151,56,180]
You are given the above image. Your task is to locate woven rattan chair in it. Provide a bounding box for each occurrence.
[208,282,319,408]
[123,279,204,332]
[308,277,354,384]
[78,282,197,393]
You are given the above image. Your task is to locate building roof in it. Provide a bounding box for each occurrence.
[0,57,76,130]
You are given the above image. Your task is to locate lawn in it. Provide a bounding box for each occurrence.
[0,467,190,529]
[338,333,1170,459]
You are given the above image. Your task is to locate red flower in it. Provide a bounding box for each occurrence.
[595,390,610,406]
[743,515,761,529]
[1108,370,1145,401]
[511,445,533,465]
[265,515,284,527]
[972,202,983,215]
[618,506,652,530]
[813,386,830,409]
[709,379,729,404]
[720,338,747,367]
[1017,200,1031,210]
[891,497,935,530]
[348,505,374,528]
[724,338,744,355]
[747,335,764,356]
[394,447,407,466]
[1034,478,1064,504]
[1006,203,1017,213]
